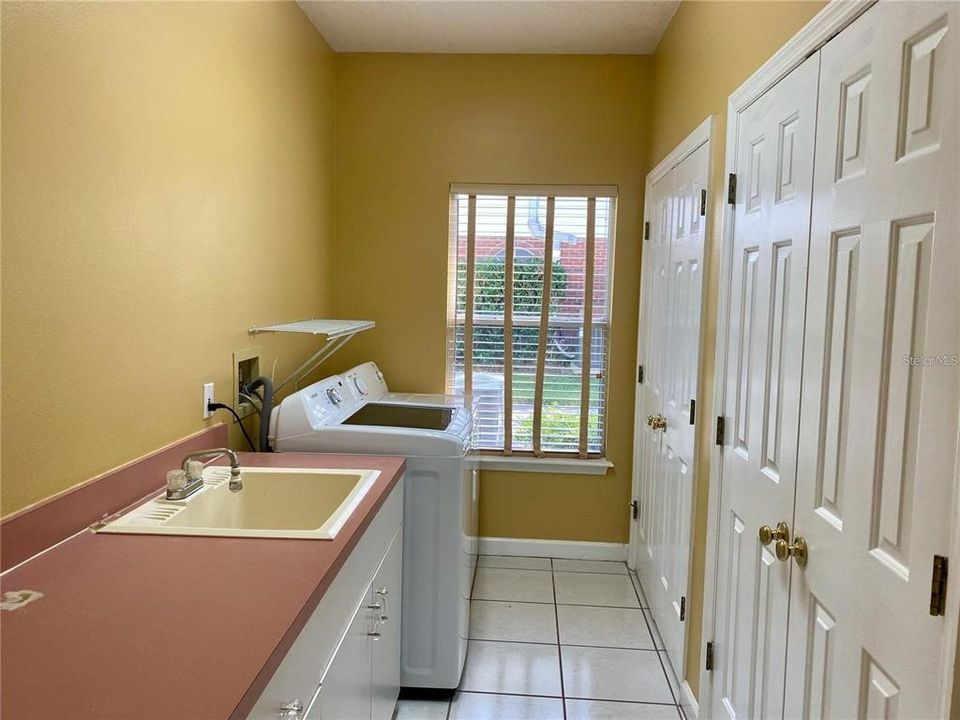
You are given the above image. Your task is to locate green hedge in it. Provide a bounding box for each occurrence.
[456,258,568,365]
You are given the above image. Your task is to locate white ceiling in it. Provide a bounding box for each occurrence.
[298,1,680,54]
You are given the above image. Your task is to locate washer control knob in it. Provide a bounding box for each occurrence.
[326,387,342,405]
[353,376,368,395]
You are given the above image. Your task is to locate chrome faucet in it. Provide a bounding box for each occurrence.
[167,448,243,500]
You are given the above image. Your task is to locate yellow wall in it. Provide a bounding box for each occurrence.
[332,54,652,542]
[648,0,826,698]
[1,1,336,514]
[1,4,834,695]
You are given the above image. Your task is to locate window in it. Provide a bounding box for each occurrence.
[446,184,616,458]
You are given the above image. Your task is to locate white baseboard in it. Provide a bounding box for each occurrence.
[478,536,627,561]
[680,680,699,718]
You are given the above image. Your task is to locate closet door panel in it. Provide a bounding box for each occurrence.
[636,172,673,574]
[656,141,709,673]
[710,53,819,720]
[786,2,959,717]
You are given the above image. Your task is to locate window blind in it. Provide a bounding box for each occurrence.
[447,185,616,458]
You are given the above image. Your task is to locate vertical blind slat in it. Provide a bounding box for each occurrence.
[531,196,556,458]
[578,197,596,458]
[503,196,516,456]
[463,194,477,399]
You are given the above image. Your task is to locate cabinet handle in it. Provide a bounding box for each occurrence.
[278,699,303,719]
[375,587,389,621]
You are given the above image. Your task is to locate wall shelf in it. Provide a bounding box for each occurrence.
[249,318,375,391]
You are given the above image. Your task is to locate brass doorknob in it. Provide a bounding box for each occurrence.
[775,536,808,568]
[758,521,789,546]
[650,414,667,431]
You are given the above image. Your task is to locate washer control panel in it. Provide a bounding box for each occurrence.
[301,377,357,427]
[342,362,389,400]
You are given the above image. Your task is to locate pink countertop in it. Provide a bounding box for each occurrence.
[0,452,405,720]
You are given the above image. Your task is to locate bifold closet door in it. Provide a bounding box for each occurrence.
[785,2,959,717]
[635,138,709,676]
[710,53,820,720]
[654,141,709,671]
[636,171,672,582]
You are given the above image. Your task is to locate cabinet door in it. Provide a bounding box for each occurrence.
[315,599,374,720]
[371,528,403,720]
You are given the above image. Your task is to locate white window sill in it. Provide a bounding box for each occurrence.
[470,455,613,475]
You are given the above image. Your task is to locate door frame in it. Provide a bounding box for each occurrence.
[629,114,713,706]
[700,1,960,717]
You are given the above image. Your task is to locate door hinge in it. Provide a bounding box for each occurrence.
[644,221,650,240]
[705,641,715,671]
[727,173,737,205]
[630,499,639,520]
[638,364,644,384]
[700,188,707,216]
[716,416,725,446]
[930,555,949,616]
[690,398,696,425]
[679,596,686,622]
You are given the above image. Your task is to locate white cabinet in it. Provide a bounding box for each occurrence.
[314,529,402,720]
[311,584,374,720]
[370,532,402,720]
[248,478,403,720]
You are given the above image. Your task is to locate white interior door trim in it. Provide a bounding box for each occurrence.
[727,0,875,115]
[695,0,960,715]
[629,114,713,571]
[645,115,714,189]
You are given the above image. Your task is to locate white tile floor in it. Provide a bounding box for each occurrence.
[394,556,684,720]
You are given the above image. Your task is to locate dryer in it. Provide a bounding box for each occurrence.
[270,362,477,693]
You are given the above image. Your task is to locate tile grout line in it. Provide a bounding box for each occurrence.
[550,557,568,719]
[628,569,682,710]
[468,637,660,652]
[473,597,645,610]
[472,597,646,611]
[453,688,681,706]
[447,556,484,720]
[627,571,660,648]
[479,566,630,577]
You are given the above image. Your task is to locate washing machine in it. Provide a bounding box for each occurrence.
[270,362,478,693]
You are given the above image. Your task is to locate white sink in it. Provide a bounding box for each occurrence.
[99,466,380,540]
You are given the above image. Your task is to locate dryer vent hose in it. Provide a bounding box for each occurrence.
[245,376,274,452]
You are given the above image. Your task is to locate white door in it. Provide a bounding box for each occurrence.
[656,141,710,670]
[633,137,710,674]
[710,53,820,720]
[785,2,960,717]
[635,169,673,573]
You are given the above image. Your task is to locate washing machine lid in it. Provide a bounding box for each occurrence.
[271,371,473,457]
[342,402,455,431]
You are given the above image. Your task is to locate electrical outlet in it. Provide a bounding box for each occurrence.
[202,382,215,419]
